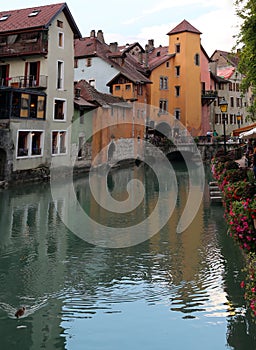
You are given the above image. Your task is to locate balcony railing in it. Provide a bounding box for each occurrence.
[202,90,218,98]
[0,40,48,58]
[201,90,218,106]
[0,75,48,89]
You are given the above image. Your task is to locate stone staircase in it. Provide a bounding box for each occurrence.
[209,181,222,204]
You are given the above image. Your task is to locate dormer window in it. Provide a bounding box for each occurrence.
[0,14,10,21]
[28,10,40,17]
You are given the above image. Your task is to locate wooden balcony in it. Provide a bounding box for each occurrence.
[0,32,48,58]
[201,90,218,106]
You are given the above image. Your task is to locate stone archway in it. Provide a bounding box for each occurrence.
[155,122,172,138]
[0,149,6,181]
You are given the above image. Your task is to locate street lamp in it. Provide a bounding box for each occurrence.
[236,111,242,129]
[219,97,228,155]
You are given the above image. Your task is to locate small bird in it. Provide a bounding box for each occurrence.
[15,307,25,318]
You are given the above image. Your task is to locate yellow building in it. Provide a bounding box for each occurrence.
[148,20,203,136]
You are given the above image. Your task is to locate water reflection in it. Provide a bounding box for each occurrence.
[0,164,255,349]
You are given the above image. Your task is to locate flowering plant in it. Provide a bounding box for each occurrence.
[212,155,256,317]
[222,181,255,209]
[225,199,256,252]
[240,252,256,317]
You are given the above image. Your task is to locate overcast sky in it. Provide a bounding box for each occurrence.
[0,0,241,56]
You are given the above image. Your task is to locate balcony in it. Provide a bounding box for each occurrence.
[201,90,218,106]
[0,32,48,58]
[1,75,48,89]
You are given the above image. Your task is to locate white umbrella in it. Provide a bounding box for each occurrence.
[239,127,256,139]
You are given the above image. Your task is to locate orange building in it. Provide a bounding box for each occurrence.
[74,80,144,167]
[147,20,203,137]
[74,20,217,140]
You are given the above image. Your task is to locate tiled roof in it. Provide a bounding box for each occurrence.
[74,37,110,58]
[167,19,201,35]
[0,3,81,37]
[74,98,96,108]
[212,50,239,67]
[148,54,174,70]
[75,80,127,107]
[75,36,152,85]
[121,55,151,83]
[119,42,145,54]
[146,46,175,70]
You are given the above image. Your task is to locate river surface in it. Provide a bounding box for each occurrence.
[0,162,255,350]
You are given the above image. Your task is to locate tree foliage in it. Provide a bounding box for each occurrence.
[235,0,256,121]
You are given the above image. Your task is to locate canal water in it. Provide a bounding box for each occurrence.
[0,162,256,350]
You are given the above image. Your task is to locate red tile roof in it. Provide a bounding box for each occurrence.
[75,36,151,85]
[211,50,239,67]
[146,45,175,70]
[0,3,81,37]
[167,19,201,35]
[75,80,127,107]
[74,37,110,58]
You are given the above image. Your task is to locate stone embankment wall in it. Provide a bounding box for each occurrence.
[0,140,244,188]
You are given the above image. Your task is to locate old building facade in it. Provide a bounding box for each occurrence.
[0,3,81,182]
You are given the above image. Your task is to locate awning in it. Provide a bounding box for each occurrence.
[239,127,256,139]
[232,122,256,136]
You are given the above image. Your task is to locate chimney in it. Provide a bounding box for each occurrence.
[148,39,154,51]
[90,30,96,38]
[97,30,105,43]
[109,42,118,52]
[144,44,149,68]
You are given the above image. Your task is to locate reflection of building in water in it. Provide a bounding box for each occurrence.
[148,165,205,282]
[0,185,67,348]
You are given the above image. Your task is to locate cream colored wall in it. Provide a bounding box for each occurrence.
[45,11,74,164]
[2,58,47,82]
[11,10,75,171]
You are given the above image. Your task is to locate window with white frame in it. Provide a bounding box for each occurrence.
[57,61,64,89]
[159,99,168,113]
[52,131,67,155]
[17,130,44,158]
[160,76,168,90]
[54,99,66,120]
